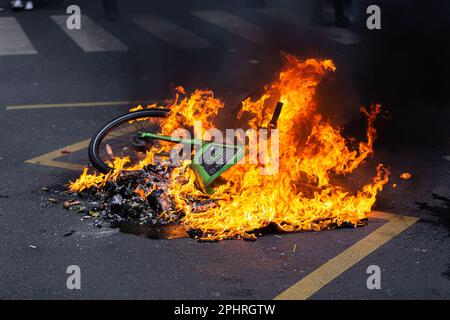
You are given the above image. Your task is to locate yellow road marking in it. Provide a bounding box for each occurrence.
[25,141,418,299]
[25,139,90,171]
[6,100,154,110]
[274,211,418,300]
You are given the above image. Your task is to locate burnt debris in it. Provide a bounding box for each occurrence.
[66,161,181,225]
[54,159,209,239]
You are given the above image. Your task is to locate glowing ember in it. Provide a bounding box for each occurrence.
[69,55,389,240]
[400,172,412,180]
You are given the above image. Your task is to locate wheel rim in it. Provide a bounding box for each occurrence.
[96,114,165,171]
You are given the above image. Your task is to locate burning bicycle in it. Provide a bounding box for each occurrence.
[70,55,389,240]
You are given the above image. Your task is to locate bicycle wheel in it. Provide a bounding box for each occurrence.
[89,109,170,173]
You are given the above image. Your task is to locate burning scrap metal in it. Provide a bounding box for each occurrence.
[66,55,389,241]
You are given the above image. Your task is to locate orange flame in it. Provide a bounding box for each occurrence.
[400,172,412,180]
[69,54,389,240]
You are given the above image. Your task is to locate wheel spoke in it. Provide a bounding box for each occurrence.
[93,113,166,171]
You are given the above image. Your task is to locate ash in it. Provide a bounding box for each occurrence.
[57,159,213,231]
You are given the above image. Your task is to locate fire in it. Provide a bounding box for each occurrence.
[69,54,389,240]
[159,86,224,135]
[400,172,412,180]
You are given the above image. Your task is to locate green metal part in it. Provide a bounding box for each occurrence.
[138,132,245,193]
[191,142,245,193]
[138,132,205,146]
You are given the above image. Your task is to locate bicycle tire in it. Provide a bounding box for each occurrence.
[88,109,170,173]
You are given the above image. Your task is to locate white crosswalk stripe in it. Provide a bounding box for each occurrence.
[444,156,450,161]
[192,10,265,44]
[50,15,128,52]
[257,8,359,45]
[257,8,306,26]
[0,17,37,56]
[130,15,212,49]
[324,27,360,45]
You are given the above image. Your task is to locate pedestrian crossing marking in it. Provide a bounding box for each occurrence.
[192,10,265,44]
[0,17,37,56]
[24,118,140,171]
[50,15,128,52]
[6,100,154,111]
[130,15,212,49]
[256,8,306,26]
[324,27,360,45]
[275,211,418,300]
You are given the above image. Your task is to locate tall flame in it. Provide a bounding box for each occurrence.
[69,55,389,240]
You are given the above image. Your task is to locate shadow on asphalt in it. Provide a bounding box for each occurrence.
[415,194,450,234]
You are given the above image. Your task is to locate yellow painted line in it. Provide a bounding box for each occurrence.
[24,129,131,171]
[6,100,154,111]
[274,211,418,300]
[27,160,85,171]
[25,116,143,171]
[25,139,90,171]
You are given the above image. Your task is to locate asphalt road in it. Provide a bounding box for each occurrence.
[0,0,449,299]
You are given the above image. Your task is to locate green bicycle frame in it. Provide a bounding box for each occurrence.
[139,132,245,193]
